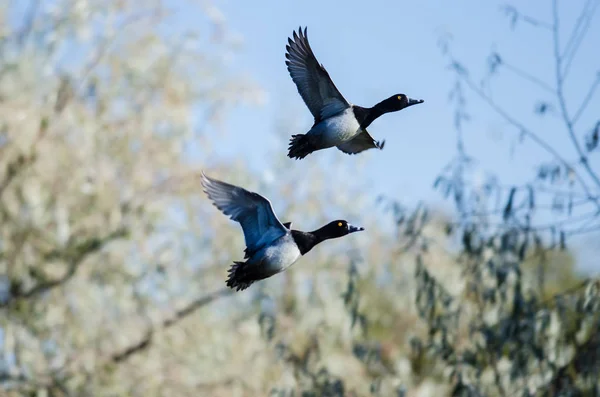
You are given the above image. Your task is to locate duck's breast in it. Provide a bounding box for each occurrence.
[312,108,361,146]
[260,233,301,275]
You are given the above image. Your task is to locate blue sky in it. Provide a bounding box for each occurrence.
[188,0,599,269]
[185,0,598,197]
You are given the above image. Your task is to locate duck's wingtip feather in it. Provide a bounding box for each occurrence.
[226,261,255,292]
[200,170,212,182]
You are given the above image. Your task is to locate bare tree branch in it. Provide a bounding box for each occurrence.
[0,154,34,198]
[0,227,129,308]
[562,0,594,58]
[561,0,599,79]
[501,60,556,94]
[552,0,600,192]
[111,287,233,363]
[456,71,600,211]
[573,72,600,125]
[500,4,553,30]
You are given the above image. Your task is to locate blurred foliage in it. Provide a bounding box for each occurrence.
[0,1,599,397]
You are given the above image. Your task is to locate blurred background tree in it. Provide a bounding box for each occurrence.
[0,0,598,396]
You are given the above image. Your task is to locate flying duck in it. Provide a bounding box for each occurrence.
[201,172,364,291]
[285,27,424,159]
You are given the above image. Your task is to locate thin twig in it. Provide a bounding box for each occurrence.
[561,0,599,79]
[520,14,553,30]
[458,75,563,164]
[456,72,600,211]
[500,5,553,30]
[561,0,594,58]
[552,0,600,193]
[502,61,556,94]
[572,73,600,125]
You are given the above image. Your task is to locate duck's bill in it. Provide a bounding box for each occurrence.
[348,224,365,233]
[407,97,424,107]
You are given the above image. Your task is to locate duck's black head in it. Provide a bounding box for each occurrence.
[376,94,424,113]
[319,220,365,238]
[291,220,364,255]
[353,94,424,128]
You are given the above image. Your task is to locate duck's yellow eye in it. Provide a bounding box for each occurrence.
[397,95,403,100]
[338,222,343,227]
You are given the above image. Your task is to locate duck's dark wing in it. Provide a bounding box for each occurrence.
[336,131,385,155]
[202,173,287,256]
[285,27,350,123]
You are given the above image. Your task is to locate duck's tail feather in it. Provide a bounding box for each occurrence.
[226,261,256,291]
[288,134,316,160]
